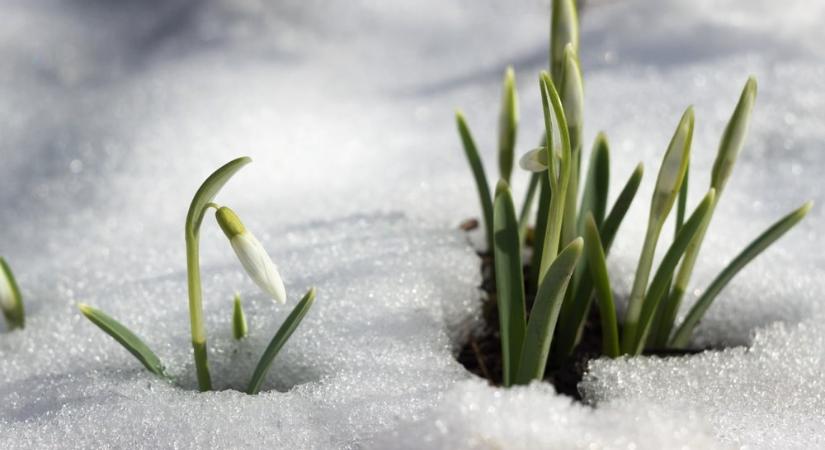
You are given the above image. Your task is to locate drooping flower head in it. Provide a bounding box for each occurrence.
[215,207,287,304]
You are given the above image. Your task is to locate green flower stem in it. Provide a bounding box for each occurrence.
[631,189,715,355]
[654,78,758,347]
[621,216,664,354]
[185,156,252,391]
[622,108,693,354]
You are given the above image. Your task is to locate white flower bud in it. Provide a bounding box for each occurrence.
[216,207,287,304]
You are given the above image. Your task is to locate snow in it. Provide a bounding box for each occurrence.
[1,0,824,448]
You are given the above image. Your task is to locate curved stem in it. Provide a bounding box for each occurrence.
[184,156,252,391]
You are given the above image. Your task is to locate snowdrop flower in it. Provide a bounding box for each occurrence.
[215,206,287,304]
[518,146,551,172]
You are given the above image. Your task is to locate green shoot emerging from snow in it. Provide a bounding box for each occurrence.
[233,294,248,340]
[455,0,811,385]
[78,157,317,393]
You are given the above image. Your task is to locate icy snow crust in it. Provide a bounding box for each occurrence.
[1,0,824,448]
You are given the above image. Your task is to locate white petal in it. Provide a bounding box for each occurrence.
[518,147,549,172]
[0,271,13,311]
[230,232,287,304]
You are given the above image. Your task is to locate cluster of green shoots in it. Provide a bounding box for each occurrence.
[456,0,811,386]
[79,157,316,394]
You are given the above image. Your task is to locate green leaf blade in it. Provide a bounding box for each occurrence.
[583,215,620,358]
[631,189,716,355]
[247,288,316,395]
[78,304,166,377]
[515,238,582,385]
[671,202,812,348]
[233,294,248,340]
[456,111,495,252]
[578,133,610,235]
[600,163,643,254]
[493,181,528,386]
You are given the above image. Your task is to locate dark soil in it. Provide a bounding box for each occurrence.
[455,219,703,402]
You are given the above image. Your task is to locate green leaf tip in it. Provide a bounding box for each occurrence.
[232,294,248,340]
[670,200,812,348]
[456,108,494,251]
[560,43,584,129]
[495,179,511,197]
[498,66,520,183]
[78,303,166,377]
[247,287,316,395]
[550,0,579,83]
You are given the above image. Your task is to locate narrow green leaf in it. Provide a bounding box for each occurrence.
[518,172,541,248]
[583,215,620,358]
[515,238,582,385]
[675,161,690,236]
[530,175,552,289]
[233,294,248,340]
[631,189,716,355]
[600,163,644,253]
[578,133,610,236]
[550,0,579,84]
[456,111,494,252]
[78,304,166,377]
[498,67,519,184]
[0,258,25,330]
[671,202,812,348]
[247,288,316,395]
[493,181,528,386]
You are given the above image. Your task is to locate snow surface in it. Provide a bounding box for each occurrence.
[1,0,824,448]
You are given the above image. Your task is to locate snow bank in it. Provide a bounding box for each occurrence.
[0,0,823,448]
